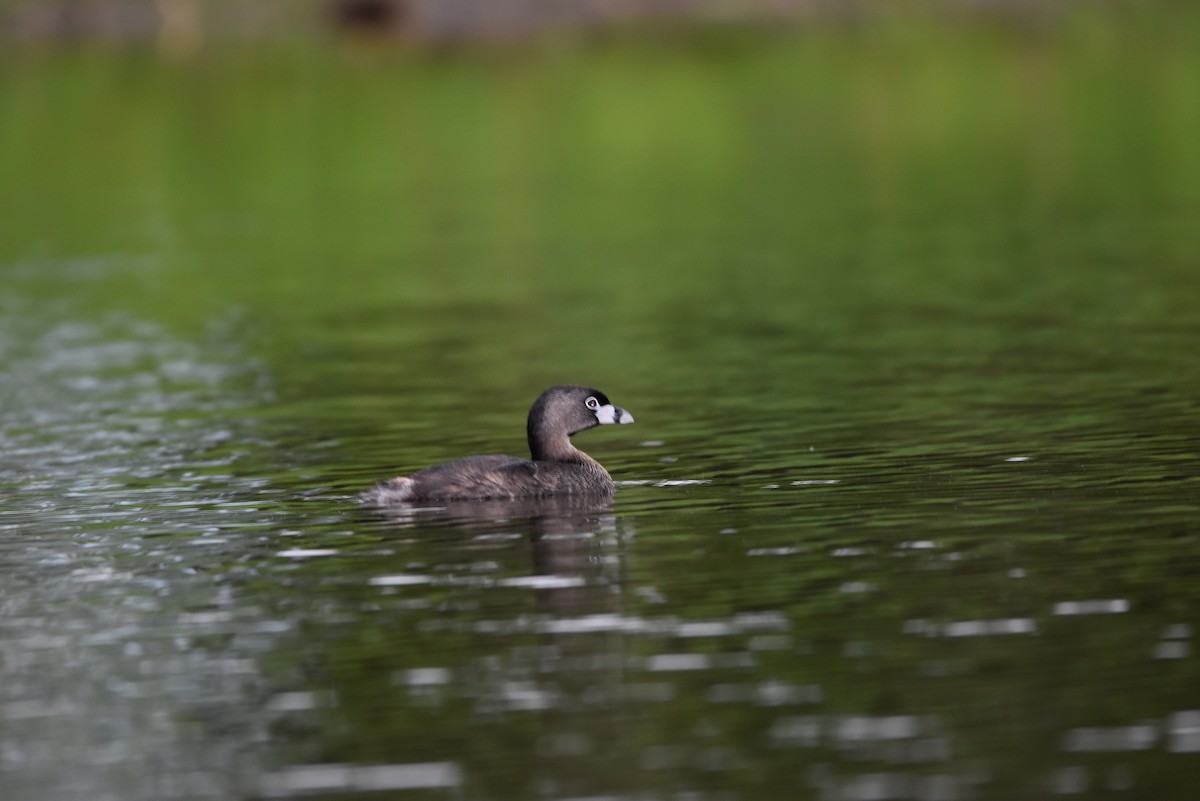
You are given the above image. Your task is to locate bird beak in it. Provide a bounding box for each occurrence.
[596,404,634,425]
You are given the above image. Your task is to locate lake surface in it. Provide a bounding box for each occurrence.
[2,10,1199,800]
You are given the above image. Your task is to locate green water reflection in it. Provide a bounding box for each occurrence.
[2,6,1199,800]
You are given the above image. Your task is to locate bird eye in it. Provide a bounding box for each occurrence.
[585,396,600,410]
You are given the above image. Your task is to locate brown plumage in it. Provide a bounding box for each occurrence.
[360,385,634,504]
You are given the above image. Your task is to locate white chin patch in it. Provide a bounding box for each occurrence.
[595,404,634,425]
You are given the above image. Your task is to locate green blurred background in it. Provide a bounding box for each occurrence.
[2,0,1197,432]
[4,2,1196,318]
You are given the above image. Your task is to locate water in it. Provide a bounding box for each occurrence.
[3,10,1200,800]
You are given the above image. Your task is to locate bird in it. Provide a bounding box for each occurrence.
[359,385,634,504]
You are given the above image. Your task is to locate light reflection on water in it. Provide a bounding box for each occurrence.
[0,311,281,800]
[2,307,1199,801]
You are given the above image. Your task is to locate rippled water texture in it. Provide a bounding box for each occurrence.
[3,9,1200,801]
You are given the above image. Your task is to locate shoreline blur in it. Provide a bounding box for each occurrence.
[0,0,1167,52]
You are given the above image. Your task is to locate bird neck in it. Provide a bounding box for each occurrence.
[529,431,589,463]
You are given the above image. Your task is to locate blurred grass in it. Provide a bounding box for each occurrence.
[0,3,1197,339]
